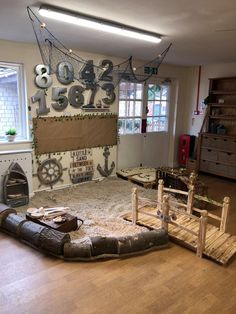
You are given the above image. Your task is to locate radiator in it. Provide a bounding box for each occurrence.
[0,149,33,202]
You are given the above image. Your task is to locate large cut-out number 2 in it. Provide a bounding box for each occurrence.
[34,65,53,89]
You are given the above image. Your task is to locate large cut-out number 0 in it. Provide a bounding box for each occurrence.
[34,65,53,89]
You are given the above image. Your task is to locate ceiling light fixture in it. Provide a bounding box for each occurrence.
[38,5,162,44]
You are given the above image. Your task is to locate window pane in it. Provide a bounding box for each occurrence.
[125,119,134,134]
[161,86,168,100]
[148,84,161,100]
[119,89,127,99]
[153,102,161,115]
[147,101,153,116]
[133,118,141,133]
[127,101,134,116]
[136,84,143,99]
[146,117,153,132]
[127,83,135,99]
[119,101,126,116]
[118,119,125,134]
[153,117,160,131]
[161,101,167,115]
[118,81,143,134]
[0,67,18,137]
[0,63,28,142]
[134,101,142,116]
[159,117,168,131]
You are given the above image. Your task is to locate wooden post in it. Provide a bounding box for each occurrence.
[161,195,170,233]
[197,210,208,258]
[187,184,194,214]
[220,196,230,233]
[132,187,138,225]
[158,179,164,205]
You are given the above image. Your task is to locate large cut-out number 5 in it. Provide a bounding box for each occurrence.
[34,64,53,89]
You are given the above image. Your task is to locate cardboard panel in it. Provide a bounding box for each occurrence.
[33,114,117,155]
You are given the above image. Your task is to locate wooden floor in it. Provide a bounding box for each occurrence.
[1,174,236,314]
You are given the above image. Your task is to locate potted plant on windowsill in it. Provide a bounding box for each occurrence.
[5,128,17,142]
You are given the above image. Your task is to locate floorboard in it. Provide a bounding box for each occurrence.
[0,173,236,313]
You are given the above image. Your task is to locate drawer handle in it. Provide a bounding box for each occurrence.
[208,149,212,152]
[227,153,232,156]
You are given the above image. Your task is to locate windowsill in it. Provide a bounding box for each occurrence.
[0,139,33,153]
[0,148,33,155]
[0,139,32,145]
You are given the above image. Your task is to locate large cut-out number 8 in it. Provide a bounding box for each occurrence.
[35,64,53,89]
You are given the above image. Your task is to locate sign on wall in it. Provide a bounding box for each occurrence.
[69,149,94,184]
[33,114,117,155]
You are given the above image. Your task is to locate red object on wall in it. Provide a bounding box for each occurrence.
[178,135,191,165]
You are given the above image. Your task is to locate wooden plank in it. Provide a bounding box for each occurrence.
[205,230,225,249]
[163,187,188,196]
[194,194,222,207]
[211,236,236,261]
[205,225,219,240]
[219,241,236,264]
[204,233,231,256]
[180,222,200,246]
[207,212,221,221]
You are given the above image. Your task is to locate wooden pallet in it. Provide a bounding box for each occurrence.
[127,176,156,189]
[122,207,236,265]
[116,168,156,189]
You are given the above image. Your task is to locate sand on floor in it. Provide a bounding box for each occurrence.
[16,177,160,244]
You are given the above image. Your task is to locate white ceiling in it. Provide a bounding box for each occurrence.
[0,0,236,66]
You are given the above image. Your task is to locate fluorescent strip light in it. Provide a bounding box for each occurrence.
[39,6,162,43]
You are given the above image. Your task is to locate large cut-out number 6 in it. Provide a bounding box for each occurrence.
[34,65,53,89]
[68,85,85,108]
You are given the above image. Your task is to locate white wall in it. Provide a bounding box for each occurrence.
[0,39,195,192]
[186,63,236,136]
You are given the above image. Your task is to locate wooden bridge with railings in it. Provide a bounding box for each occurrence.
[122,180,236,265]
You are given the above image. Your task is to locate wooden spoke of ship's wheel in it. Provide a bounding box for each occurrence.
[37,158,63,186]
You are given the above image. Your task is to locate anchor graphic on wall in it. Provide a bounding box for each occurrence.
[97,146,115,177]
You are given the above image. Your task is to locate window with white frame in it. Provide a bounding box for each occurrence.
[0,62,28,142]
[118,82,143,134]
[118,81,169,134]
[147,83,169,132]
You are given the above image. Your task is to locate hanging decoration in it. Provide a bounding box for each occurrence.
[97,146,115,177]
[27,7,172,88]
[36,156,67,188]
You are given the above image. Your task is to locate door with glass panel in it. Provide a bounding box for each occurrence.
[117,82,143,169]
[143,82,170,167]
[117,80,170,169]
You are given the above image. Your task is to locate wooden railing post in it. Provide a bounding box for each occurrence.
[197,210,208,258]
[132,187,138,225]
[187,184,194,214]
[220,196,230,233]
[161,195,170,233]
[158,179,164,205]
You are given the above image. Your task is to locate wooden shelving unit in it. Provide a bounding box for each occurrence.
[197,77,236,179]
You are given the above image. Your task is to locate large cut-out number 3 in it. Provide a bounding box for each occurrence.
[34,65,53,89]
